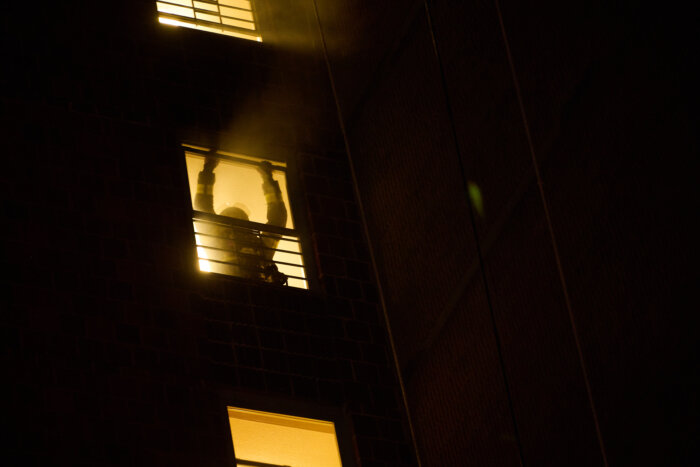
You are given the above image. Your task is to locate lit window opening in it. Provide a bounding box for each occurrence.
[157,0,263,42]
[227,406,343,467]
[184,144,308,289]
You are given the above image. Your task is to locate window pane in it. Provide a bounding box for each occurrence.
[156,0,260,41]
[159,16,197,28]
[220,16,255,30]
[160,0,193,7]
[219,5,254,21]
[228,407,342,467]
[196,24,223,34]
[218,0,251,10]
[185,152,293,228]
[195,11,221,23]
[193,1,218,12]
[186,149,307,289]
[156,2,195,18]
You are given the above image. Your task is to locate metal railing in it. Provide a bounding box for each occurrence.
[236,459,291,467]
[193,210,307,288]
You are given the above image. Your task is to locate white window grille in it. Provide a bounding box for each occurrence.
[157,0,262,42]
[184,145,308,289]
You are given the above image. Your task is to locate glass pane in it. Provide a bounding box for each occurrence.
[187,150,306,289]
[196,24,223,34]
[219,5,254,21]
[218,0,251,10]
[220,16,255,30]
[185,152,293,229]
[156,2,195,18]
[195,11,221,22]
[228,407,342,467]
[193,1,218,12]
[159,0,193,7]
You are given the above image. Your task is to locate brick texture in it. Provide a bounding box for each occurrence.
[2,1,415,466]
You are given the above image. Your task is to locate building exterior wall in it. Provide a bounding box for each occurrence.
[2,1,416,466]
[315,0,696,466]
[3,0,695,466]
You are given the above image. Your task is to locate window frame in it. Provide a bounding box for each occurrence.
[156,0,263,42]
[182,144,315,290]
[217,390,359,467]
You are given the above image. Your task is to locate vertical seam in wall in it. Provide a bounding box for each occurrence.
[492,1,610,465]
[309,1,423,465]
[422,1,526,465]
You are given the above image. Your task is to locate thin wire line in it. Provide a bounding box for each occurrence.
[421,1,526,465]
[309,1,423,465]
[492,0,609,465]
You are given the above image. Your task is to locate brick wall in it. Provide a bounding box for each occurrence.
[2,1,416,466]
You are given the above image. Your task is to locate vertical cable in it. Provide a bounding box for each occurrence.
[421,1,526,465]
[492,0,610,465]
[309,1,423,465]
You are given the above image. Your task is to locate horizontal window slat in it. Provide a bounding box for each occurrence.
[219,5,254,21]
[193,1,219,12]
[159,0,193,7]
[221,16,255,30]
[157,2,195,18]
[158,13,261,41]
[193,211,299,238]
[218,0,251,10]
[195,11,221,23]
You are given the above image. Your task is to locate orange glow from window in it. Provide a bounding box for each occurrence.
[227,407,343,467]
[196,244,212,272]
[219,0,251,9]
[185,149,308,289]
[193,1,218,12]
[157,2,194,18]
[219,5,254,21]
[156,0,262,42]
[159,16,195,28]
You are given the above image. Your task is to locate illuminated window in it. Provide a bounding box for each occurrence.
[156,0,262,42]
[228,407,343,467]
[184,145,308,289]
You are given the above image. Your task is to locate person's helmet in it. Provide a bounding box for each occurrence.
[220,205,249,221]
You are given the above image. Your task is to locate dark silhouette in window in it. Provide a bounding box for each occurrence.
[195,155,288,284]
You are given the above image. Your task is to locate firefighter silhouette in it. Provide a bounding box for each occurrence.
[194,155,288,285]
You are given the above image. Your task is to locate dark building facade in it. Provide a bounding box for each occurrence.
[2,0,696,466]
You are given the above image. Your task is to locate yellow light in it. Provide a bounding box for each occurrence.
[221,16,255,30]
[197,247,212,272]
[198,259,212,272]
[158,16,196,28]
[219,29,261,41]
[218,0,251,9]
[196,24,223,34]
[273,238,308,289]
[227,407,342,467]
[195,11,221,23]
[193,1,219,12]
[186,152,305,287]
[219,5,254,21]
[156,2,195,18]
[186,152,293,228]
[160,0,193,7]
[215,149,284,166]
[156,0,261,41]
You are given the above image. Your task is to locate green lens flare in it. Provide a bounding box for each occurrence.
[468,181,484,217]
